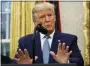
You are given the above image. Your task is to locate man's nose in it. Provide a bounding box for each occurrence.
[45,16,50,22]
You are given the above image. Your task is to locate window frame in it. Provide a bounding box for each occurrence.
[1,1,11,56]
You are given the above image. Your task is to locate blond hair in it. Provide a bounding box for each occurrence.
[32,2,55,23]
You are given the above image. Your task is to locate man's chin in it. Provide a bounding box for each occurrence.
[47,29,54,34]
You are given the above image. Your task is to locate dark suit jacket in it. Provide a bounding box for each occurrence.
[18,30,84,66]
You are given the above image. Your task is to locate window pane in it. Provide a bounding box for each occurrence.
[1,13,11,39]
[8,13,10,39]
[1,13,6,23]
[1,2,7,12]
[1,2,11,13]
[1,13,6,39]
[1,1,11,39]
[6,13,11,39]
[1,43,10,56]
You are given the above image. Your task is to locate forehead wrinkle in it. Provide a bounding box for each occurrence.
[35,8,54,16]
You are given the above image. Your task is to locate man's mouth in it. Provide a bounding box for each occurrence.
[46,25,50,28]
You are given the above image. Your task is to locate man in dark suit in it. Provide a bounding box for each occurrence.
[13,2,84,66]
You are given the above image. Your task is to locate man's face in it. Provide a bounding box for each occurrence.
[35,8,55,34]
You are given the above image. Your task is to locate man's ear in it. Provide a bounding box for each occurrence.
[34,22,39,27]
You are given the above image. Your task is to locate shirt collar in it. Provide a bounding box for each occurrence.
[40,29,55,39]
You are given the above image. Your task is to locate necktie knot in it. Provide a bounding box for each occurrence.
[44,35,50,39]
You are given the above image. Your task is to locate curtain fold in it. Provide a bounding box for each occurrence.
[83,1,90,66]
[10,2,35,58]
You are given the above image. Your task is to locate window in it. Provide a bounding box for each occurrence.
[0,1,11,56]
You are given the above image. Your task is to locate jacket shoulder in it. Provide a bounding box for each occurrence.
[56,31,78,41]
[19,34,33,42]
[60,32,77,38]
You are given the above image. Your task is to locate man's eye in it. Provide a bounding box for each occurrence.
[40,16,44,18]
[48,14,52,16]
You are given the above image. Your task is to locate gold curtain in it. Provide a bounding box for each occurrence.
[10,2,35,58]
[83,1,90,66]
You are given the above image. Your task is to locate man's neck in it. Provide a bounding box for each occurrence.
[46,29,55,36]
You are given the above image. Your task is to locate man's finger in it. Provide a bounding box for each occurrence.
[68,51,72,56]
[35,56,38,60]
[32,56,38,63]
[62,43,65,51]
[58,43,62,52]
[65,46,69,53]
[18,49,24,56]
[15,52,20,58]
[24,49,29,57]
[50,51,57,60]
[12,58,19,63]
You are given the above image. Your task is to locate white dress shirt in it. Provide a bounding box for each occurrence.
[40,30,55,50]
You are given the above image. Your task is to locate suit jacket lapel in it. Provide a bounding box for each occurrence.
[35,32,43,63]
[49,31,61,63]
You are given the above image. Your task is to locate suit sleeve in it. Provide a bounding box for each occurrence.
[69,36,84,66]
[18,38,25,51]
